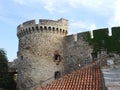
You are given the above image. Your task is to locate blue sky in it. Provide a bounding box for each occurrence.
[0,0,120,61]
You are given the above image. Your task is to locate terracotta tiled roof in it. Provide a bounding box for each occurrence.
[38,61,103,90]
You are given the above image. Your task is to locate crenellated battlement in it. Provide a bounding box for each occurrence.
[65,31,91,44]
[17,18,68,38]
[65,26,120,43]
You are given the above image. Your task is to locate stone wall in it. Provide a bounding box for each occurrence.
[40,18,68,30]
[16,18,120,90]
[17,18,68,38]
[63,32,93,73]
[17,18,68,90]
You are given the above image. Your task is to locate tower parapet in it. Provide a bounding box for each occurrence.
[17,18,68,38]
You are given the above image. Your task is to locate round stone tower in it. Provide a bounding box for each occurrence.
[17,18,68,90]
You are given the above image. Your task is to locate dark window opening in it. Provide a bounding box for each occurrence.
[54,54,61,65]
[32,27,34,30]
[48,27,51,30]
[44,26,47,30]
[29,28,31,33]
[54,50,62,65]
[54,54,61,60]
[53,27,55,30]
[36,26,38,30]
[40,26,43,31]
[55,71,61,79]
[21,56,23,60]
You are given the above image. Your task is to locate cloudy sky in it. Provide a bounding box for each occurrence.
[0,0,120,61]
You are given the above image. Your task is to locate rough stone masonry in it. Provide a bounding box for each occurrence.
[17,18,92,90]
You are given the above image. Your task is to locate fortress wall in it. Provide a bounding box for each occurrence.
[63,32,93,73]
[17,18,68,90]
[17,17,120,90]
[17,20,36,30]
[77,31,90,41]
[18,33,65,90]
[64,34,76,44]
[40,18,68,30]
[93,28,109,39]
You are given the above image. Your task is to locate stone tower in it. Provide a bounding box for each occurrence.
[17,18,68,90]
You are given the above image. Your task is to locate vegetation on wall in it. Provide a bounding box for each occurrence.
[111,27,120,53]
[92,28,109,53]
[86,27,120,54]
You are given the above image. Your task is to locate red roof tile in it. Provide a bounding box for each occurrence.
[36,61,103,90]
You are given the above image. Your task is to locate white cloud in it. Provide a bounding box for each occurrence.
[41,0,114,13]
[89,24,97,30]
[40,0,69,13]
[70,21,88,29]
[13,0,120,28]
[69,21,97,35]
[13,0,115,14]
[69,0,115,14]
[70,21,97,30]
[69,0,102,8]
[13,0,68,13]
[108,0,120,26]
[40,0,56,13]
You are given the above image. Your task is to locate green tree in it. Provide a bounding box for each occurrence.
[0,49,8,72]
[0,49,16,90]
[0,49,8,89]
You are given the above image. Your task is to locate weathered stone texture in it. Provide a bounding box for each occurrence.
[17,18,68,90]
[40,18,68,30]
[17,18,93,90]
[16,18,120,90]
[63,32,93,73]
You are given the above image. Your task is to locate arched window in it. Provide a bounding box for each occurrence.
[54,51,61,61]
[53,27,55,33]
[44,26,47,30]
[26,28,28,34]
[53,50,62,65]
[40,26,43,31]
[23,29,25,35]
[56,28,58,33]
[60,29,62,34]
[36,26,38,30]
[32,27,34,31]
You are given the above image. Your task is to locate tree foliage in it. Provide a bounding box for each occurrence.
[0,49,8,72]
[0,49,16,90]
